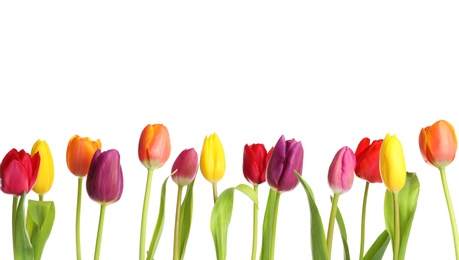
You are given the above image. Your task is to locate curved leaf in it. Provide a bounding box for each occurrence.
[296,171,328,260]
[14,192,34,260]
[259,188,278,260]
[179,180,195,260]
[146,176,169,260]
[331,196,350,260]
[26,200,55,260]
[363,230,390,260]
[210,184,257,260]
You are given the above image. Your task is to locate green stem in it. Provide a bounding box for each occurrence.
[327,194,340,259]
[359,182,370,260]
[94,204,107,260]
[173,185,184,260]
[251,185,259,260]
[140,168,154,260]
[12,196,18,250]
[269,191,281,260]
[76,177,83,260]
[393,192,400,260]
[440,167,459,260]
[212,182,218,204]
[39,194,43,202]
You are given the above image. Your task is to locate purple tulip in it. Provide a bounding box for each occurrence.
[328,146,356,195]
[86,149,124,205]
[267,135,304,192]
[171,148,199,186]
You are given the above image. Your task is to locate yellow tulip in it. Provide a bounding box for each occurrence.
[31,139,54,196]
[200,133,226,183]
[379,134,406,193]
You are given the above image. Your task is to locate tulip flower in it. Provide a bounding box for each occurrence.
[138,124,171,260]
[0,148,40,257]
[171,148,198,260]
[243,143,273,185]
[326,146,356,259]
[66,134,101,260]
[380,133,406,260]
[31,140,54,200]
[354,137,383,260]
[242,143,273,260]
[264,135,303,260]
[1,148,40,196]
[200,132,226,203]
[266,135,304,193]
[86,149,124,260]
[419,119,459,258]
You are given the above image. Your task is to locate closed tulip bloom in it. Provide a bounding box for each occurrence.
[355,138,383,183]
[138,124,171,170]
[379,134,406,193]
[419,119,458,169]
[243,143,273,185]
[67,135,102,177]
[171,148,199,187]
[31,139,54,196]
[200,133,226,183]
[1,148,40,196]
[267,135,304,193]
[328,146,356,195]
[86,149,123,205]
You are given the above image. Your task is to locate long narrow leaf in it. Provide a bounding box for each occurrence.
[259,188,278,260]
[210,184,257,260]
[363,230,390,260]
[14,192,34,260]
[146,176,169,260]
[179,180,195,260]
[330,196,350,260]
[296,171,328,260]
[384,172,420,260]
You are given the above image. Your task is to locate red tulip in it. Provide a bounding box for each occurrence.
[0,148,40,196]
[243,143,273,185]
[419,119,458,169]
[355,137,383,183]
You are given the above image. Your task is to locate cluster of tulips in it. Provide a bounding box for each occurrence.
[0,119,458,260]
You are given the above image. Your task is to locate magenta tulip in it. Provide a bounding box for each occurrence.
[171,148,199,187]
[0,148,40,196]
[328,146,356,195]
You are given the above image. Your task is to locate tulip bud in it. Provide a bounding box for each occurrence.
[138,124,171,170]
[242,143,273,185]
[355,137,383,183]
[380,134,406,193]
[86,149,124,205]
[267,135,304,193]
[200,133,226,183]
[328,146,356,195]
[419,119,458,169]
[31,140,54,196]
[0,148,40,196]
[171,148,199,187]
[66,135,102,178]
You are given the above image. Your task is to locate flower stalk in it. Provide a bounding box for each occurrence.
[359,182,369,260]
[440,167,459,260]
[327,194,340,259]
[140,168,154,260]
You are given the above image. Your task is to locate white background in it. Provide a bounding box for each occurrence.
[1,1,459,259]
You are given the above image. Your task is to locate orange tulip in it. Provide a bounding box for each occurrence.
[138,124,171,170]
[66,135,102,177]
[419,119,458,169]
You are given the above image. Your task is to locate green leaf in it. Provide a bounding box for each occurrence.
[26,200,55,260]
[210,184,257,260]
[146,176,169,260]
[363,230,390,260]
[259,188,278,260]
[384,172,420,260]
[330,196,350,260]
[179,180,195,260]
[14,192,34,260]
[296,171,328,260]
